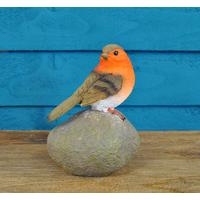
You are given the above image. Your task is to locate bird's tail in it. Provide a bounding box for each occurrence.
[48,94,81,122]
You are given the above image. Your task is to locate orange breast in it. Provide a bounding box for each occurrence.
[114,66,135,104]
[95,56,135,105]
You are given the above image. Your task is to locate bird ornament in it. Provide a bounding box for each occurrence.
[48,44,135,122]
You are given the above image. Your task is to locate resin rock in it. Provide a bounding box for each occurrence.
[47,109,140,177]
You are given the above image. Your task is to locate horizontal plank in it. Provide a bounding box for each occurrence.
[1,8,200,50]
[0,131,199,192]
[1,51,200,106]
[0,106,200,130]
[0,130,48,144]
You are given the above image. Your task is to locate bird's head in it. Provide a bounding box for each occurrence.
[100,44,129,63]
[95,44,133,75]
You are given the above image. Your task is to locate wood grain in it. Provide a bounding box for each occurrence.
[0,130,199,192]
[0,8,199,131]
[1,51,200,106]
[1,106,200,130]
[1,8,200,50]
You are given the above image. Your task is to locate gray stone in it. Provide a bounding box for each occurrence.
[47,109,140,177]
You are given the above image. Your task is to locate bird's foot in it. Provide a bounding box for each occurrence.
[107,108,126,121]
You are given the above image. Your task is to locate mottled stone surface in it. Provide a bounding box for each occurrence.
[47,109,140,177]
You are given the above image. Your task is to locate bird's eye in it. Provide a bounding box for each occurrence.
[113,51,118,56]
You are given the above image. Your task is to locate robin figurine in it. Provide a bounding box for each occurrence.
[48,44,135,121]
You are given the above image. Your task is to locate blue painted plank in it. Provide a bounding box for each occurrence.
[1,8,200,50]
[0,106,200,130]
[0,51,200,106]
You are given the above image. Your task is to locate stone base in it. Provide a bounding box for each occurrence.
[47,109,140,177]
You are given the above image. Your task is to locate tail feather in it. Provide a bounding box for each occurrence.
[48,95,81,122]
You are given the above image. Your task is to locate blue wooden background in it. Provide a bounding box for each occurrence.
[0,7,200,130]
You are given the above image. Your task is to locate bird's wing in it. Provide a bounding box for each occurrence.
[48,71,122,121]
[48,71,100,121]
[79,71,123,106]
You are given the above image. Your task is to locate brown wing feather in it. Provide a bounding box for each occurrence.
[48,71,122,121]
[48,71,100,121]
[80,72,123,106]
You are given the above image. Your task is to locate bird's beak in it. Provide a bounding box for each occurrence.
[101,53,108,60]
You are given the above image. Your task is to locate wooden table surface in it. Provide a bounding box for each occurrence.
[0,130,199,192]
